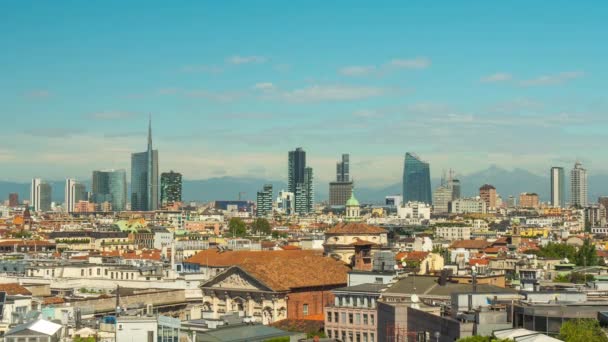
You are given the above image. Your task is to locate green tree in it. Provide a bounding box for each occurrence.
[251,218,272,235]
[536,242,577,260]
[227,218,247,237]
[575,239,598,267]
[558,319,608,342]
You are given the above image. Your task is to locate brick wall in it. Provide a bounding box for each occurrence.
[287,287,339,320]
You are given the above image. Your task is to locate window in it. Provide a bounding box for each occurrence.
[89,269,92,276]
[349,332,353,342]
[97,268,101,275]
[363,332,368,342]
[327,311,332,322]
[370,333,374,342]
[349,313,354,324]
[303,304,309,316]
[327,330,332,338]
[341,312,346,324]
[371,314,375,325]
[334,312,339,323]
[375,277,383,283]
[81,269,84,276]
[355,313,360,325]
[341,331,346,341]
[105,269,108,276]
[356,333,361,342]
[363,313,368,325]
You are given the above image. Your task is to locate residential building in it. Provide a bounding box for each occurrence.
[397,202,431,221]
[402,153,432,204]
[4,319,62,342]
[432,186,452,214]
[324,283,384,342]
[519,192,540,209]
[92,169,127,211]
[448,175,461,200]
[131,118,159,211]
[385,195,402,207]
[256,184,273,217]
[31,178,51,212]
[507,196,517,208]
[435,225,472,241]
[550,167,565,208]
[599,197,608,221]
[479,184,497,209]
[330,154,354,206]
[323,222,389,265]
[160,170,182,207]
[571,161,588,207]
[8,193,18,207]
[585,204,606,228]
[288,148,314,214]
[276,190,294,215]
[116,315,180,342]
[65,178,86,213]
[449,197,487,214]
[74,200,97,213]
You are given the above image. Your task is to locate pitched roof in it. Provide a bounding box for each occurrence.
[186,249,321,267]
[450,239,491,249]
[325,222,387,235]
[237,255,349,291]
[0,283,32,296]
[395,251,430,262]
[6,319,62,336]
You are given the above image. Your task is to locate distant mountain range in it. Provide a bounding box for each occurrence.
[1,166,607,204]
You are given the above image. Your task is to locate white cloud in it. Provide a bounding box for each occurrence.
[520,71,585,86]
[89,111,137,120]
[480,72,513,83]
[227,55,267,65]
[180,65,223,73]
[24,90,51,99]
[252,82,275,91]
[339,65,376,77]
[281,85,393,102]
[387,57,431,69]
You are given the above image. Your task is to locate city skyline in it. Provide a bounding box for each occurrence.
[1,2,608,186]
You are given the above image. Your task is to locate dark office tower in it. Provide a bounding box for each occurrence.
[288,147,306,194]
[256,184,273,217]
[131,117,159,211]
[449,179,461,200]
[329,153,354,206]
[550,167,565,208]
[402,153,432,204]
[304,167,314,213]
[160,171,182,206]
[8,193,18,207]
[336,154,350,182]
[92,169,127,211]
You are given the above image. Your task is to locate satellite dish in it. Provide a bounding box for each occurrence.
[411,294,420,303]
[393,265,399,270]
[402,261,407,268]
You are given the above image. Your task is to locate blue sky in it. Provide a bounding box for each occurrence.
[1,1,607,186]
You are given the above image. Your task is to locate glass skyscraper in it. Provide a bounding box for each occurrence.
[288,147,314,214]
[131,118,159,211]
[161,170,182,206]
[402,152,432,204]
[92,169,127,211]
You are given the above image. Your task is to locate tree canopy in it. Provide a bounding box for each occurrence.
[227,217,247,237]
[251,218,272,235]
[558,319,608,342]
[534,240,599,267]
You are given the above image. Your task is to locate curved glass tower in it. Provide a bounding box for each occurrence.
[402,152,432,204]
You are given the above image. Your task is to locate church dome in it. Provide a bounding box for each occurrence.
[346,193,359,207]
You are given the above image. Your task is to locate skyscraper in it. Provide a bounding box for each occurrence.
[288,148,314,214]
[65,179,86,213]
[92,169,127,211]
[131,118,159,211]
[432,185,452,214]
[570,161,588,208]
[8,193,18,207]
[160,171,182,206]
[550,167,565,208]
[402,153,432,204]
[329,153,354,206]
[479,184,497,209]
[256,184,273,217]
[447,170,461,200]
[31,178,52,212]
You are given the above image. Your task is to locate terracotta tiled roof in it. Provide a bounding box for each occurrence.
[395,251,429,262]
[469,258,489,266]
[0,240,55,247]
[483,246,508,254]
[226,255,348,292]
[42,297,65,305]
[350,239,377,246]
[186,249,322,267]
[325,222,387,235]
[280,245,302,250]
[598,250,608,258]
[0,283,32,295]
[450,240,491,250]
[493,237,509,245]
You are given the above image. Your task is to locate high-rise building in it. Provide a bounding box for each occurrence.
[446,169,461,200]
[519,192,540,209]
[432,185,452,214]
[479,184,497,209]
[288,148,314,214]
[277,190,295,215]
[550,167,565,208]
[256,184,273,217]
[570,162,588,208]
[160,171,182,206]
[131,118,159,211]
[329,153,354,206]
[402,153,432,204]
[8,193,18,207]
[65,179,86,213]
[31,178,52,212]
[336,154,350,182]
[92,169,127,211]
